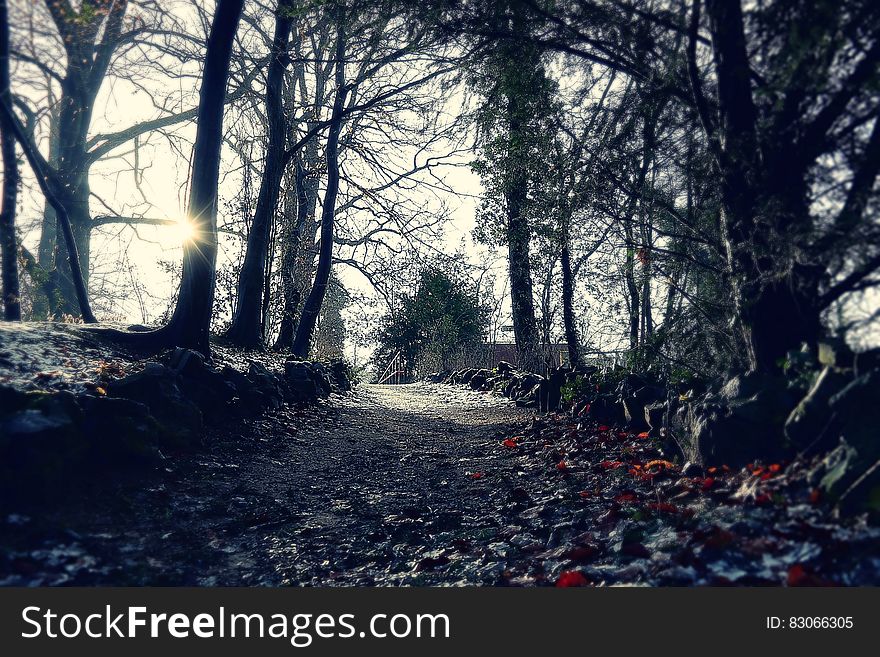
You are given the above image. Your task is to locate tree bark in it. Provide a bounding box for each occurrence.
[704,0,819,371]
[559,216,580,368]
[292,22,347,359]
[160,0,244,355]
[225,0,293,348]
[0,0,20,321]
[505,94,540,372]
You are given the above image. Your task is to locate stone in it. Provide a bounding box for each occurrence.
[168,348,236,413]
[468,369,492,390]
[0,391,85,500]
[589,393,627,426]
[784,367,850,452]
[644,401,668,433]
[622,385,664,432]
[107,364,203,448]
[811,369,880,513]
[673,373,800,467]
[328,359,354,391]
[80,396,162,466]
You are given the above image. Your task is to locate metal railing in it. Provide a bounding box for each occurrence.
[376,351,406,384]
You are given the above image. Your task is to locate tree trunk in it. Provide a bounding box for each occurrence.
[0,0,20,321]
[505,96,539,372]
[161,0,243,355]
[292,23,347,359]
[225,0,292,348]
[54,185,91,317]
[274,154,320,350]
[559,217,580,368]
[704,0,818,372]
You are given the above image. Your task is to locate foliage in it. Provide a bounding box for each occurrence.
[377,265,488,376]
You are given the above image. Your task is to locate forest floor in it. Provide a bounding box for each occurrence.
[2,381,879,586]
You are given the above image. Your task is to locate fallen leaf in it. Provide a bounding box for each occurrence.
[646,502,678,514]
[556,570,589,587]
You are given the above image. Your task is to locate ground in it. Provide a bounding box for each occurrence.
[0,384,530,585]
[2,381,879,586]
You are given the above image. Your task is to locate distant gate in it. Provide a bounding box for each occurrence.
[376,351,406,384]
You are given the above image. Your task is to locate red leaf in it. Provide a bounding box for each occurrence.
[646,502,678,514]
[701,477,716,491]
[578,491,591,499]
[809,488,821,505]
[556,570,589,587]
[704,528,735,550]
[556,460,569,471]
[768,463,781,473]
[597,425,611,432]
[600,460,625,469]
[787,564,836,587]
[502,439,518,448]
[787,564,808,586]
[636,431,650,439]
[470,472,484,480]
[614,492,637,504]
[566,544,600,562]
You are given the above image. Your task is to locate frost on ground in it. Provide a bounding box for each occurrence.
[1,378,878,586]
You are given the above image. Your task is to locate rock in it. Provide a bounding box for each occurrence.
[588,393,626,426]
[538,367,569,412]
[284,360,321,402]
[107,364,203,448]
[673,373,800,467]
[167,348,236,413]
[784,367,850,452]
[247,362,285,409]
[0,390,85,501]
[509,373,543,402]
[328,359,354,391]
[459,368,480,385]
[80,396,162,466]
[644,401,668,434]
[496,361,514,377]
[310,363,333,396]
[468,368,492,390]
[811,369,880,513]
[622,384,664,432]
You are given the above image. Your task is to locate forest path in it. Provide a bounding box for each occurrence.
[213,383,534,585]
[1,383,535,586]
[5,382,880,587]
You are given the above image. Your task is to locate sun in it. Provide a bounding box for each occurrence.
[168,216,197,245]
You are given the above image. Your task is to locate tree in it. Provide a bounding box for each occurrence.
[470,4,558,373]
[378,266,487,375]
[0,0,19,321]
[225,0,294,348]
[159,0,244,355]
[291,9,348,358]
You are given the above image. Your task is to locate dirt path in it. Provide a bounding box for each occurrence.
[214,383,534,585]
[1,383,534,586]
[5,382,878,587]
